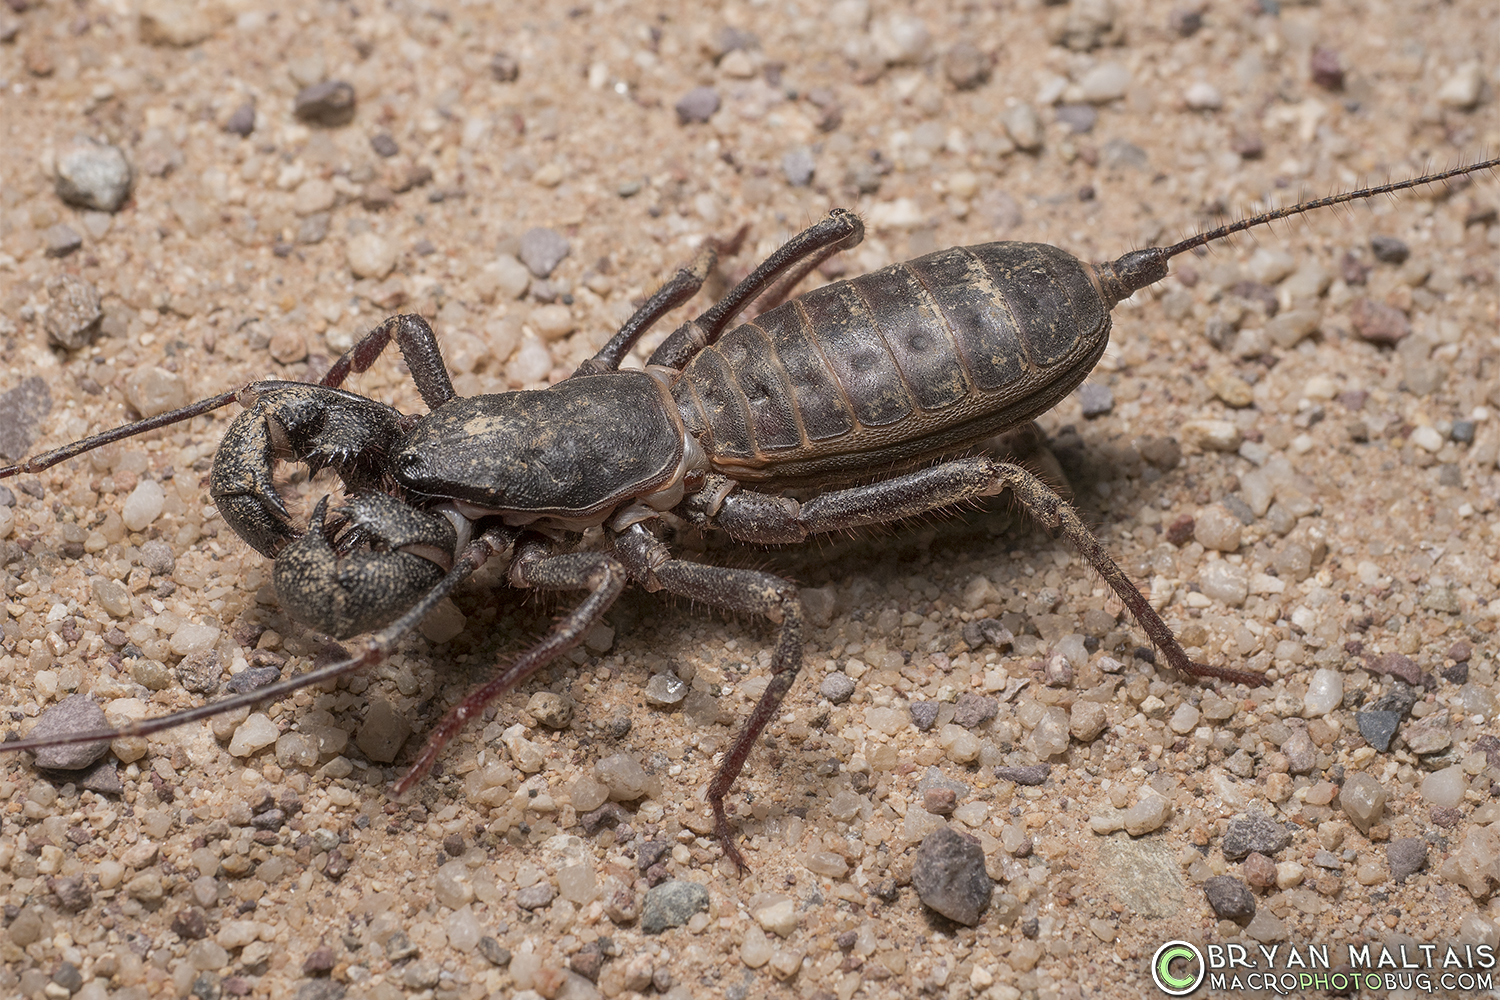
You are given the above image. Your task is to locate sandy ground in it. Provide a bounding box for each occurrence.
[1,1,1498,999]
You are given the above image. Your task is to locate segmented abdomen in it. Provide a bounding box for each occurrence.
[671,241,1109,486]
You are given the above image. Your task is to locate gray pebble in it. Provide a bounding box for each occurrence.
[77,758,123,795]
[176,650,222,695]
[819,673,855,704]
[1100,138,1149,171]
[916,767,969,799]
[1220,494,1256,526]
[1054,103,1097,133]
[641,880,709,933]
[993,764,1050,786]
[26,694,111,770]
[1203,875,1255,921]
[370,133,399,158]
[1369,235,1409,264]
[43,276,103,351]
[1281,729,1316,774]
[171,907,207,939]
[674,86,720,125]
[1221,812,1291,860]
[490,52,520,82]
[645,673,687,707]
[43,224,82,258]
[527,691,573,729]
[383,932,418,961]
[1077,382,1113,418]
[782,146,815,187]
[636,840,670,872]
[962,618,1013,649]
[140,538,176,575]
[519,227,571,278]
[1387,837,1427,882]
[516,882,557,910]
[402,961,441,989]
[942,41,990,90]
[297,213,331,245]
[294,81,357,127]
[224,102,256,136]
[1451,420,1476,444]
[951,693,998,729]
[477,937,511,967]
[909,702,940,731]
[227,666,282,694]
[1311,849,1342,869]
[912,827,992,926]
[294,981,345,1000]
[49,877,92,913]
[51,962,84,993]
[54,136,133,212]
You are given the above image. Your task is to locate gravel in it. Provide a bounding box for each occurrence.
[23,694,111,770]
[640,880,708,933]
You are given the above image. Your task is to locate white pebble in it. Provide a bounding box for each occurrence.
[1123,795,1171,835]
[753,895,799,937]
[529,304,576,341]
[1193,505,1243,552]
[487,255,531,299]
[1181,419,1243,453]
[938,723,980,763]
[346,232,396,279]
[1303,375,1339,400]
[122,480,166,531]
[741,925,772,968]
[1168,703,1201,735]
[1198,560,1248,606]
[1437,61,1483,109]
[1079,62,1130,103]
[227,714,280,756]
[502,724,546,773]
[170,623,220,656]
[506,337,554,385]
[1303,668,1343,717]
[1410,426,1444,453]
[1420,765,1467,809]
[444,905,482,952]
[1184,81,1222,110]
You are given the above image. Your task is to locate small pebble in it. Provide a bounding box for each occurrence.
[1387,837,1427,882]
[1339,772,1388,835]
[1204,876,1255,921]
[819,673,855,704]
[54,136,133,212]
[1123,795,1171,835]
[294,81,356,126]
[1181,420,1243,454]
[1001,103,1043,151]
[516,881,557,910]
[994,764,1050,786]
[43,275,103,350]
[1193,504,1242,552]
[527,691,572,729]
[782,146,815,187]
[1222,813,1292,859]
[1350,297,1410,345]
[740,926,772,968]
[910,702,940,731]
[596,753,649,800]
[346,232,396,280]
[674,87,720,124]
[1054,103,1097,133]
[1420,765,1467,808]
[224,102,255,136]
[227,714,280,757]
[518,227,570,278]
[122,480,166,531]
[641,880,708,933]
[951,693,997,729]
[646,672,688,707]
[1077,382,1113,417]
[354,700,410,763]
[1302,668,1343,717]
[26,695,111,770]
[942,41,990,90]
[1078,62,1129,103]
[912,827,992,926]
[1437,60,1483,109]
[1184,81,1222,110]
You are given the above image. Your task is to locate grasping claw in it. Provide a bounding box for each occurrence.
[273,493,458,638]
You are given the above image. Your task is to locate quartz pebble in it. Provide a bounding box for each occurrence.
[752,895,799,936]
[519,227,570,278]
[645,673,687,707]
[355,700,411,763]
[1339,772,1388,835]
[346,232,396,279]
[1302,669,1343,717]
[596,753,649,800]
[1421,765,1467,809]
[227,714,280,756]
